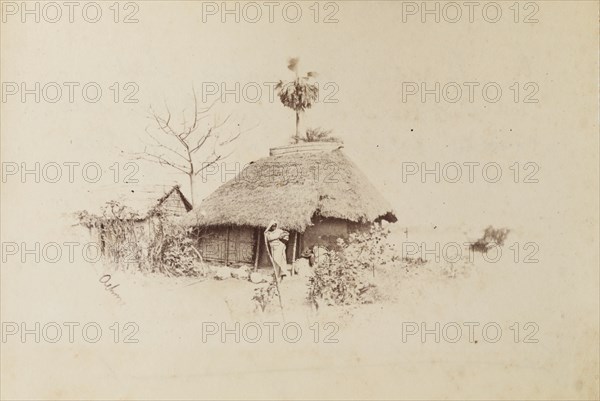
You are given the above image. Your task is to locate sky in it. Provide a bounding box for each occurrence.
[1,0,598,240]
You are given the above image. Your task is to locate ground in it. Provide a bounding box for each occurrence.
[1,224,598,400]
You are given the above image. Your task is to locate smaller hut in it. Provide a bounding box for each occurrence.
[90,184,193,220]
[82,184,193,261]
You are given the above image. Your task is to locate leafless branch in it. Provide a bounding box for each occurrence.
[133,147,189,174]
[139,88,254,205]
[141,127,190,163]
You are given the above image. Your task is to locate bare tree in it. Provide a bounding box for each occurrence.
[136,89,252,206]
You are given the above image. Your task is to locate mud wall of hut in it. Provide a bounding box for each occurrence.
[302,217,369,251]
[197,218,373,269]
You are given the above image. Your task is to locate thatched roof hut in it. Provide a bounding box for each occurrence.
[181,143,396,230]
[181,143,396,268]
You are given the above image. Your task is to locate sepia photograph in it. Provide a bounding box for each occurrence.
[1,1,599,400]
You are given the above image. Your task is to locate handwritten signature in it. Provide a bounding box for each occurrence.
[99,274,124,305]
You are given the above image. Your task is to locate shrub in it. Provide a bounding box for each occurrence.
[252,276,279,312]
[76,201,143,265]
[307,224,397,306]
[148,220,205,277]
[76,202,205,277]
[308,249,365,306]
[470,226,510,253]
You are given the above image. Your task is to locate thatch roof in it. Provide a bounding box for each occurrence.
[181,144,396,231]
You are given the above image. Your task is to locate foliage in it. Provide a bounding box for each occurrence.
[276,77,319,113]
[76,201,141,229]
[276,57,319,143]
[75,201,205,277]
[341,224,401,273]
[148,219,205,277]
[308,249,369,306]
[75,210,99,229]
[76,201,143,264]
[470,226,510,253]
[306,224,483,307]
[252,275,279,312]
[296,127,342,144]
[308,224,397,306]
[399,256,428,271]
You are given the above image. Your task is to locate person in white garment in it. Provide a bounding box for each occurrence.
[264,220,289,280]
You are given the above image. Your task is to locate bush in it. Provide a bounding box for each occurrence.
[75,201,144,265]
[252,276,279,312]
[76,202,205,277]
[470,226,510,253]
[307,224,397,306]
[149,220,205,277]
[308,249,365,306]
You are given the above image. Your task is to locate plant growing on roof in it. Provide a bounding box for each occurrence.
[276,58,319,143]
[298,127,342,144]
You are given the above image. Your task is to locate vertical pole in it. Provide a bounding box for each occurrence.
[290,231,297,275]
[254,227,261,271]
[225,226,231,265]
